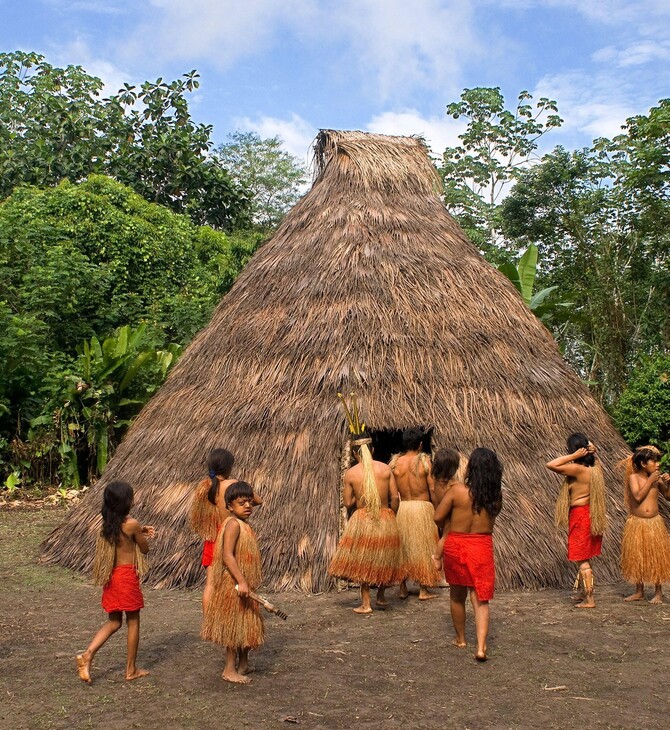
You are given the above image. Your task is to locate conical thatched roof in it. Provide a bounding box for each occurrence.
[41,130,630,592]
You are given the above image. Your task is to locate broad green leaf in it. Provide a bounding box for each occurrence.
[497,263,521,294]
[517,244,538,305]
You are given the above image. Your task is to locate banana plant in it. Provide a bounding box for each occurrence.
[30,325,182,487]
[498,244,571,324]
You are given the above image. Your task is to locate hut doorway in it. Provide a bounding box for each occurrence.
[368,426,433,465]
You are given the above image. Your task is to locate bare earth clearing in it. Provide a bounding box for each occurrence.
[1,507,669,730]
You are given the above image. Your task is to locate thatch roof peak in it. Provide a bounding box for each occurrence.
[42,130,630,592]
[313,129,441,195]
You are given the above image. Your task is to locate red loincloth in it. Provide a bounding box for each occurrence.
[443,532,495,601]
[568,505,602,562]
[101,564,144,613]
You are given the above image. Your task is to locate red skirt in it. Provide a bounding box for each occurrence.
[101,565,144,613]
[443,532,495,601]
[201,523,223,567]
[568,505,602,562]
[202,540,215,567]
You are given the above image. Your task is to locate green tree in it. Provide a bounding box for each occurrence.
[613,355,670,452]
[216,132,307,230]
[0,50,250,229]
[439,87,562,258]
[0,176,259,480]
[500,107,670,404]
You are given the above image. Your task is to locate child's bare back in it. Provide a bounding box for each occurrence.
[345,460,397,511]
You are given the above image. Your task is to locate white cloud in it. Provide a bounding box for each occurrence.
[127,0,481,102]
[593,40,670,67]
[365,109,465,157]
[137,0,316,68]
[331,0,481,101]
[231,113,317,165]
[533,72,635,143]
[51,39,131,97]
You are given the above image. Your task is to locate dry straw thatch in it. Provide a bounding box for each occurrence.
[41,130,630,591]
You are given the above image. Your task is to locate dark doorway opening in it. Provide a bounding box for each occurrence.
[367,426,434,465]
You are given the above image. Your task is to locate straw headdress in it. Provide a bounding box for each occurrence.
[42,130,629,591]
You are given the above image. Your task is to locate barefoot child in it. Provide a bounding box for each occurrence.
[621,445,670,603]
[434,448,503,662]
[546,433,607,609]
[77,481,154,683]
[189,449,236,614]
[429,448,461,572]
[201,481,263,684]
[189,449,263,615]
[391,427,440,601]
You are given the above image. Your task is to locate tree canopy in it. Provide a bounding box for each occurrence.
[0,50,250,229]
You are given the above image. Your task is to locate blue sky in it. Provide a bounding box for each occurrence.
[2,1,669,165]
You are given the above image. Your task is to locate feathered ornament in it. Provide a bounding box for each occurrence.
[338,392,379,518]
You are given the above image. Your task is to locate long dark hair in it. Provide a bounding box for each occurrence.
[466,448,503,517]
[207,448,235,505]
[567,432,595,467]
[431,448,460,483]
[101,481,133,544]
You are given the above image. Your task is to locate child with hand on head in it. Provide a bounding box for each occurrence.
[547,433,607,609]
[621,445,670,604]
[201,481,264,684]
[77,481,154,683]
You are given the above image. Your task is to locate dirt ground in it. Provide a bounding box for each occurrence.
[2,508,670,730]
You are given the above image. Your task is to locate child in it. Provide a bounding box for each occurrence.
[546,433,607,609]
[201,481,263,684]
[328,431,402,613]
[430,448,462,572]
[76,481,154,683]
[434,447,503,662]
[189,448,236,615]
[435,448,503,662]
[391,428,438,601]
[621,445,670,603]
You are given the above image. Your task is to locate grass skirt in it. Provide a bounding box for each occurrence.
[201,518,264,650]
[396,500,440,586]
[621,514,670,584]
[328,507,402,585]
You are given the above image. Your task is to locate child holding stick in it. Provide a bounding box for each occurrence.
[76,481,154,683]
[621,445,670,603]
[201,481,264,684]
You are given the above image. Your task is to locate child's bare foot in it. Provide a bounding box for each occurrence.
[474,648,488,662]
[398,581,409,599]
[222,669,252,684]
[419,588,437,600]
[76,654,91,684]
[570,592,586,602]
[353,605,373,614]
[125,668,150,681]
[575,597,596,609]
[237,657,253,675]
[649,594,663,605]
[451,638,467,648]
[624,592,645,602]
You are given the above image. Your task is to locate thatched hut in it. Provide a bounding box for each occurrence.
[41,130,629,592]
